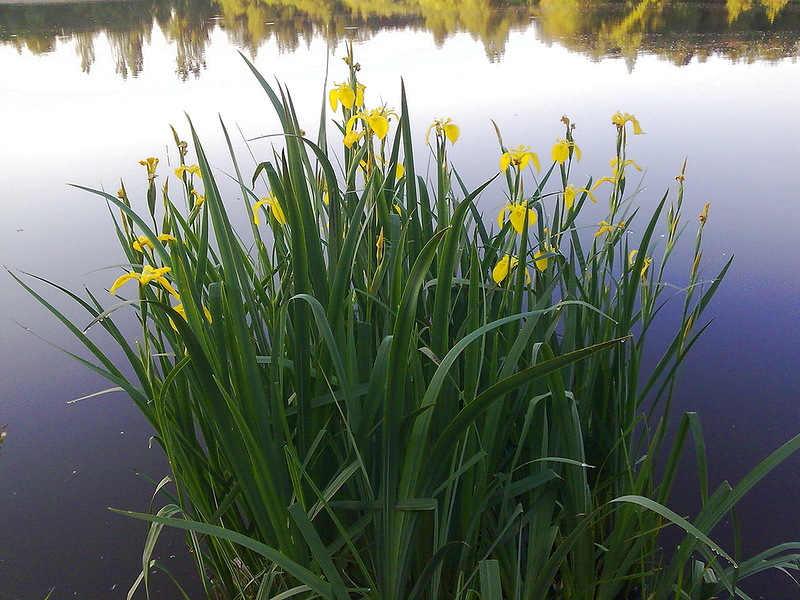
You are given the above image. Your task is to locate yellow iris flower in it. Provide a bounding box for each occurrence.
[500,145,540,173]
[492,254,531,285]
[343,130,363,148]
[498,202,537,233]
[611,112,644,135]
[329,82,365,112]
[253,195,286,226]
[132,234,177,252]
[139,157,158,181]
[345,107,397,142]
[551,139,581,164]
[592,157,642,189]
[190,190,205,207]
[110,265,179,298]
[426,118,460,146]
[594,221,615,237]
[175,164,202,179]
[563,184,597,210]
[595,221,626,237]
[132,236,154,252]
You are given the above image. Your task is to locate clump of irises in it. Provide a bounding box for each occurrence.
[20,46,800,600]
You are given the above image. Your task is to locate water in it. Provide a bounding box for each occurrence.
[1,1,799,598]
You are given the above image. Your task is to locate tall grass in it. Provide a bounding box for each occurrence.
[17,49,800,600]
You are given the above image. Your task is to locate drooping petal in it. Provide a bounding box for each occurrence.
[531,152,541,172]
[534,250,549,272]
[592,176,614,190]
[157,234,177,243]
[343,130,362,148]
[345,115,359,135]
[168,304,185,331]
[329,83,356,112]
[552,139,580,165]
[338,86,356,110]
[497,205,510,229]
[132,236,153,252]
[269,197,287,225]
[444,122,460,144]
[499,153,512,172]
[564,185,576,210]
[612,112,644,135]
[109,272,138,295]
[492,255,514,284]
[425,123,436,146]
[155,277,180,299]
[252,199,269,225]
[368,113,390,139]
[595,221,614,237]
[508,204,536,233]
[552,142,569,164]
[523,151,541,172]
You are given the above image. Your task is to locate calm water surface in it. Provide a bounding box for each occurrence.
[1,1,800,598]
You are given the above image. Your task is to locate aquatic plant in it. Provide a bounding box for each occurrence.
[17,48,800,600]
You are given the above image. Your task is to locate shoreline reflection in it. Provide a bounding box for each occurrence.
[1,0,799,79]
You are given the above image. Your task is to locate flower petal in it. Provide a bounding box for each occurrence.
[492,255,512,284]
[444,122,460,144]
[368,114,389,139]
[552,143,569,164]
[252,199,269,225]
[109,272,137,295]
[564,185,576,210]
[534,250,548,272]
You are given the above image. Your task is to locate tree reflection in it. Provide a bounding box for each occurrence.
[0,0,798,77]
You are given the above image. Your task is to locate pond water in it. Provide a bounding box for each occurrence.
[1,1,800,598]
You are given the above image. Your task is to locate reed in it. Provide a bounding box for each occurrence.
[17,48,800,600]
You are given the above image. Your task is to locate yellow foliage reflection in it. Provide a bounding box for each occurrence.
[1,0,798,76]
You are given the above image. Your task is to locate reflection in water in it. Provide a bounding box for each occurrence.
[536,0,800,68]
[1,0,799,77]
